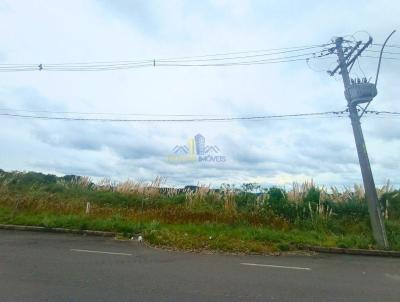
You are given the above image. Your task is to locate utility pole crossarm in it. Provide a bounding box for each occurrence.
[345,37,373,70]
[328,40,362,76]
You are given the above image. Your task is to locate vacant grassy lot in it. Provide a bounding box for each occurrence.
[1,170,399,253]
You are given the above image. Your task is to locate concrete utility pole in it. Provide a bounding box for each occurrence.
[333,37,388,249]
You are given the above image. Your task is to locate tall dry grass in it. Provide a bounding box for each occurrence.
[0,169,398,224]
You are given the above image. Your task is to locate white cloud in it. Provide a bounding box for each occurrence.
[0,0,399,187]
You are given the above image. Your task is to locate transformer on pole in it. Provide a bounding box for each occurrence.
[328,31,396,249]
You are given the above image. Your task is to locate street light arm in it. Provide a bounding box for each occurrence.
[375,30,396,87]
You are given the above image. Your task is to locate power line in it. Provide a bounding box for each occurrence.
[1,109,398,123]
[372,43,400,49]
[0,43,330,66]
[0,39,398,72]
[155,56,321,67]
[349,41,400,49]
[0,107,230,117]
[1,55,396,72]
[154,44,333,60]
[0,43,335,72]
[364,49,400,55]
[155,46,329,63]
[0,54,321,71]
[365,110,400,115]
[360,55,400,61]
[1,50,398,72]
[42,45,328,67]
[0,110,348,123]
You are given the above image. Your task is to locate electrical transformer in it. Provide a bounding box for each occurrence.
[345,82,377,105]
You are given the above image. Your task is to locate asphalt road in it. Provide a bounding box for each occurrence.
[1,230,399,302]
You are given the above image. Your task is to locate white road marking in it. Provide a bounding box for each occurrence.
[70,249,132,256]
[240,262,311,271]
[385,273,400,282]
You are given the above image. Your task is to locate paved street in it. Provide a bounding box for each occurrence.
[1,229,399,302]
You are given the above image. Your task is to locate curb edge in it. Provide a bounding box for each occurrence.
[299,245,400,257]
[0,224,117,237]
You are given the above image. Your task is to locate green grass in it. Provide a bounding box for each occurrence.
[1,169,400,253]
[1,206,399,253]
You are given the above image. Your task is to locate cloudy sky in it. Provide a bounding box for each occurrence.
[0,0,399,187]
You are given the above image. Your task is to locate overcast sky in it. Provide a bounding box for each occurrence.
[0,0,399,187]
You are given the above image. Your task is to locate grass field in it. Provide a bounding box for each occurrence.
[1,169,399,253]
